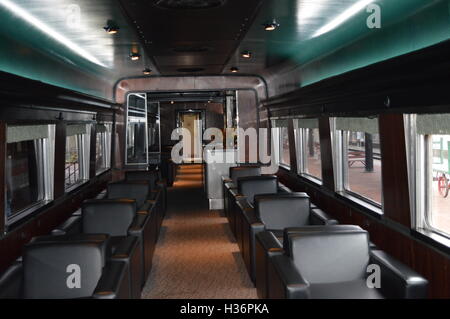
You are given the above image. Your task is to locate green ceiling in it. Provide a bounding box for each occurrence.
[0,0,448,100]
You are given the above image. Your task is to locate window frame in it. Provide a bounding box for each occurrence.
[5,124,55,226]
[406,114,450,239]
[294,123,323,185]
[331,117,384,213]
[278,126,291,169]
[65,124,91,192]
[95,123,112,175]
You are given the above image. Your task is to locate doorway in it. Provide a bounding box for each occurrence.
[178,111,203,163]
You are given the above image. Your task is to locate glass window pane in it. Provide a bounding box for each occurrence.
[428,134,450,235]
[6,140,44,217]
[5,124,55,224]
[65,134,81,188]
[344,131,382,204]
[305,128,322,180]
[96,132,105,172]
[279,127,290,167]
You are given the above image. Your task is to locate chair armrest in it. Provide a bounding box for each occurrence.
[95,190,107,199]
[310,208,339,225]
[128,214,149,237]
[51,216,82,235]
[269,255,310,299]
[111,236,139,261]
[0,260,23,299]
[93,261,130,299]
[256,231,283,255]
[71,209,82,216]
[221,175,231,182]
[240,205,260,225]
[229,188,241,198]
[156,179,167,188]
[277,184,292,193]
[369,250,428,299]
[241,207,265,238]
[139,200,156,213]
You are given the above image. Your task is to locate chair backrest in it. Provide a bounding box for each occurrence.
[82,199,136,236]
[254,193,310,230]
[125,170,159,189]
[30,234,111,266]
[230,165,261,186]
[287,229,370,284]
[23,240,106,299]
[107,181,149,208]
[237,175,278,205]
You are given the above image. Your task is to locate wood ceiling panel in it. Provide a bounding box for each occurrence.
[119,0,263,75]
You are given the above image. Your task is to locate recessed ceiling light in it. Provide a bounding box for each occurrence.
[230,67,239,73]
[130,53,141,61]
[263,19,279,31]
[143,68,152,75]
[104,26,119,34]
[241,51,252,59]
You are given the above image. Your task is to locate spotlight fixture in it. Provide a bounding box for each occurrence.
[104,25,119,34]
[130,53,141,61]
[241,51,252,59]
[263,19,279,31]
[170,101,175,104]
[143,68,152,75]
[230,67,239,73]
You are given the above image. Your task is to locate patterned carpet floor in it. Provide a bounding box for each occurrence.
[141,165,257,299]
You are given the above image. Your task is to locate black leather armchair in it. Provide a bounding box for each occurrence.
[240,193,338,283]
[222,165,261,224]
[125,169,167,217]
[255,225,360,298]
[266,227,428,299]
[107,180,163,237]
[52,199,150,296]
[0,234,130,299]
[229,175,290,251]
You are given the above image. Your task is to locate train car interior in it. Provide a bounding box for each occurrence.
[0,0,449,304]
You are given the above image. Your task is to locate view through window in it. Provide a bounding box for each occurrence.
[335,117,383,205]
[5,125,55,223]
[294,119,322,181]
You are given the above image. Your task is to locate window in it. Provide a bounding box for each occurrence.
[294,118,322,182]
[333,117,383,207]
[95,123,112,174]
[406,114,450,237]
[5,124,55,225]
[271,119,291,168]
[65,124,90,190]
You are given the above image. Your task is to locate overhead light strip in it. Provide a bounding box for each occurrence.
[312,0,375,38]
[0,0,106,67]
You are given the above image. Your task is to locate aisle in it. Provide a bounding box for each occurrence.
[142,165,257,299]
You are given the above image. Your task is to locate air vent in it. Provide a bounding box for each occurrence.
[177,67,205,73]
[154,0,226,10]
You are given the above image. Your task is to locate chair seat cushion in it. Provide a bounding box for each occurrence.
[309,280,384,299]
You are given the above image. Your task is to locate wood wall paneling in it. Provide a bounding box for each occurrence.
[318,117,335,191]
[89,124,97,179]
[0,123,5,235]
[378,113,412,227]
[287,119,297,173]
[53,123,67,199]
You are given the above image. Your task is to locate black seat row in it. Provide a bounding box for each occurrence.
[0,169,166,299]
[222,166,429,299]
